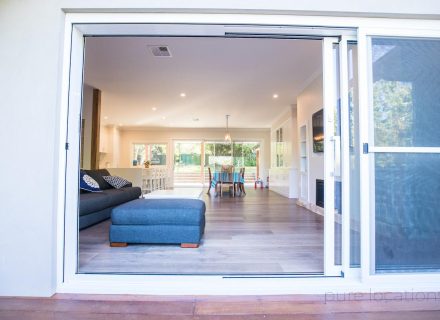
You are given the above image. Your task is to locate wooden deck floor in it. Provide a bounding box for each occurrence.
[79,189,324,274]
[1,293,440,319]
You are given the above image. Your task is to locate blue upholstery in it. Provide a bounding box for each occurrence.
[110,225,203,244]
[79,207,112,230]
[110,199,206,245]
[112,199,205,225]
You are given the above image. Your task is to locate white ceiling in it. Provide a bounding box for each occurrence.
[84,37,322,128]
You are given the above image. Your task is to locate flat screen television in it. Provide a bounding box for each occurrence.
[312,109,324,153]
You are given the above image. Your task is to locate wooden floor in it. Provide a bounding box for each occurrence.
[79,189,324,274]
[1,294,440,319]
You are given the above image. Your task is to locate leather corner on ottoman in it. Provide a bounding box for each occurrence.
[109,198,206,247]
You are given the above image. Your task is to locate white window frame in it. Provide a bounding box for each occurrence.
[57,12,440,295]
[132,142,168,167]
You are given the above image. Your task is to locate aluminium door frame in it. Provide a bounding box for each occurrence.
[357,26,440,284]
[58,12,440,295]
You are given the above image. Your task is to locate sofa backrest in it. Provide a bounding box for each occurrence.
[84,169,113,190]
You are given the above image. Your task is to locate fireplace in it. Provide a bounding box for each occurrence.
[316,179,324,208]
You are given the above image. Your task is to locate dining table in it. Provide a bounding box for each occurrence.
[211,171,245,197]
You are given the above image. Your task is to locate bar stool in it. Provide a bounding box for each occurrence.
[142,168,153,194]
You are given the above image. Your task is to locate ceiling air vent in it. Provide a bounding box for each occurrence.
[149,45,172,57]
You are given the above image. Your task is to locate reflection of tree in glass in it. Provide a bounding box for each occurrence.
[374,80,413,168]
[374,80,413,148]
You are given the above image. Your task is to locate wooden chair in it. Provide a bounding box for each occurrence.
[219,165,235,197]
[206,167,215,195]
[240,167,246,195]
[234,167,246,196]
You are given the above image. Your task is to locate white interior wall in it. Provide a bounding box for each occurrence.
[270,109,293,167]
[2,0,440,298]
[98,124,122,168]
[112,125,121,167]
[118,127,270,180]
[269,107,300,198]
[297,74,324,207]
[81,84,93,169]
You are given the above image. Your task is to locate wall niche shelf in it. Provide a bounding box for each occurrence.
[299,124,308,203]
[299,125,307,173]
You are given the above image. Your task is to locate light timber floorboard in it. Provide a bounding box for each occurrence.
[79,189,324,274]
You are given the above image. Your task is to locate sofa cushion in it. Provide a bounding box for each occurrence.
[84,169,113,190]
[112,199,206,226]
[79,192,110,216]
[79,171,102,193]
[103,175,131,189]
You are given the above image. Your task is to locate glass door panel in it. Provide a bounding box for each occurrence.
[369,37,440,272]
[173,141,202,186]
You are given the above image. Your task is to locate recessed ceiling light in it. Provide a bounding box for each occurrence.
[162,116,166,120]
[152,107,157,111]
[180,93,186,98]
[103,116,108,120]
[273,94,279,99]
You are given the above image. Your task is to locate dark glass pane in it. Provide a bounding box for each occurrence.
[375,153,440,272]
[372,38,440,147]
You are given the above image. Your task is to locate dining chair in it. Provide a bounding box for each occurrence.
[220,165,235,197]
[207,167,217,195]
[234,167,245,196]
[240,167,246,195]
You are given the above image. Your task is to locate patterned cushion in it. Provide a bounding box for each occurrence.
[102,175,131,189]
[80,171,102,192]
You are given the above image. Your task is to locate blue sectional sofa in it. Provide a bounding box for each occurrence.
[79,169,142,230]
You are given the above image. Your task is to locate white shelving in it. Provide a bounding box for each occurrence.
[300,125,307,173]
[299,125,308,203]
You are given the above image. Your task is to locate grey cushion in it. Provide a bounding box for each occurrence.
[112,199,206,226]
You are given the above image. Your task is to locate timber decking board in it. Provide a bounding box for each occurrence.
[0,294,439,319]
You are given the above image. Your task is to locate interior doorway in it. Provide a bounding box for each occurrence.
[67,24,358,277]
[173,140,203,187]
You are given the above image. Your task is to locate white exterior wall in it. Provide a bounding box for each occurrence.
[2,0,440,297]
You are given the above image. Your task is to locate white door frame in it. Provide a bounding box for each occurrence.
[57,12,440,295]
[322,37,341,276]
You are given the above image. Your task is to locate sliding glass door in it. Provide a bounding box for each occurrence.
[204,141,260,184]
[173,141,203,186]
[367,36,440,273]
[322,36,360,276]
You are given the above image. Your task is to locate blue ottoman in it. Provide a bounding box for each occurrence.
[109,198,206,248]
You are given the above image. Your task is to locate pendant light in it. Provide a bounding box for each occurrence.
[224,115,232,143]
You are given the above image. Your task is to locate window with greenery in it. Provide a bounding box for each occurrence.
[205,141,259,173]
[132,143,167,166]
